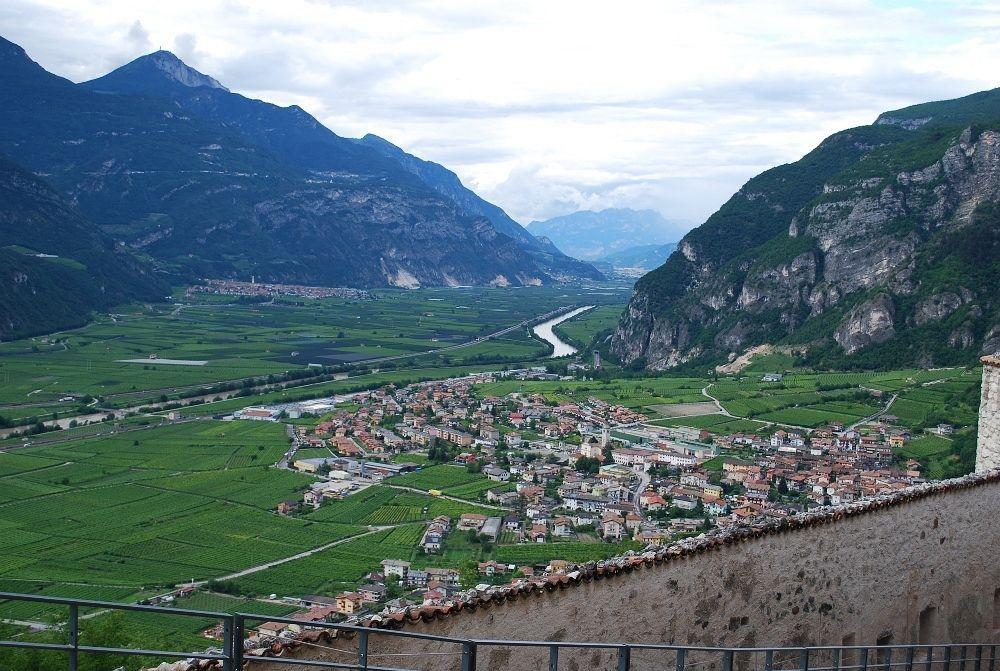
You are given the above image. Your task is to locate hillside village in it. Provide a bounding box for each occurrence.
[217,366,929,639]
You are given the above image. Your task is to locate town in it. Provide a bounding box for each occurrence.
[188,279,371,301]
[211,364,930,641]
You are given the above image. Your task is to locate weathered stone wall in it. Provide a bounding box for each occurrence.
[258,478,1000,671]
[978,356,1000,471]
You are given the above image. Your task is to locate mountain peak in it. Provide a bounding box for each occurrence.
[136,50,228,91]
[85,49,229,94]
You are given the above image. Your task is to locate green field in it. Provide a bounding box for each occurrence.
[0,421,368,588]
[306,484,497,524]
[0,285,631,428]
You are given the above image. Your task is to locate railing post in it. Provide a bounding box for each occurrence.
[990,646,997,671]
[461,641,477,671]
[68,603,79,671]
[945,646,953,671]
[222,616,234,671]
[765,649,774,671]
[961,646,968,671]
[926,647,934,671]
[677,647,687,671]
[723,649,734,671]
[833,648,841,671]
[619,645,632,671]
[884,647,893,671]
[861,647,870,671]
[800,648,810,671]
[233,615,245,671]
[549,645,559,671]
[357,630,369,671]
[906,647,915,671]
[976,646,984,671]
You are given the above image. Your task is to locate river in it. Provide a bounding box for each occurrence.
[532,306,595,357]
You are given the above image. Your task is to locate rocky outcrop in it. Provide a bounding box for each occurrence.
[833,295,896,354]
[915,292,964,325]
[612,96,1000,369]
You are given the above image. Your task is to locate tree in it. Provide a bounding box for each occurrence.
[459,559,480,589]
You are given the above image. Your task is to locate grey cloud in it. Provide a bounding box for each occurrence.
[126,20,151,52]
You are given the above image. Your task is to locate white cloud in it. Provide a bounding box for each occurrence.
[3,0,999,232]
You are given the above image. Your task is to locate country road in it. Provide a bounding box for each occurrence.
[848,393,899,431]
[701,383,732,417]
[203,526,392,585]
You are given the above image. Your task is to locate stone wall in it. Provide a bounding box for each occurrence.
[978,356,1000,471]
[255,476,1000,671]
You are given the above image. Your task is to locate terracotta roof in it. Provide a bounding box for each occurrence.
[983,355,1000,367]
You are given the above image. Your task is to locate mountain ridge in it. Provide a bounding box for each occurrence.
[0,153,167,339]
[528,208,676,261]
[611,89,1000,370]
[0,36,597,290]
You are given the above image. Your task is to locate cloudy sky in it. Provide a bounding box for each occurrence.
[3,1,999,236]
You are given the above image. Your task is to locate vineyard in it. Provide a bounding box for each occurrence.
[0,422,364,589]
[306,485,494,525]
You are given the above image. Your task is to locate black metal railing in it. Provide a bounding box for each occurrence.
[1,592,998,671]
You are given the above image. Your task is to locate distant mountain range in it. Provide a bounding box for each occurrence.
[528,208,676,261]
[612,88,1000,370]
[596,243,678,271]
[0,36,600,314]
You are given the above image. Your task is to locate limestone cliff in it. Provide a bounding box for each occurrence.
[613,90,1000,369]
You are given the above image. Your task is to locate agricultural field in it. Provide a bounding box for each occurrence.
[651,414,769,435]
[0,421,368,590]
[304,485,495,525]
[0,285,630,428]
[386,464,516,501]
[225,525,438,597]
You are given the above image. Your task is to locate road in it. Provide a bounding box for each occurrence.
[701,383,732,417]
[277,423,299,468]
[631,469,651,520]
[204,524,401,584]
[848,393,899,431]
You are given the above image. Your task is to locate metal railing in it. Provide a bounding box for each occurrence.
[1,592,997,671]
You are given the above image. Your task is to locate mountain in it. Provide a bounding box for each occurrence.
[598,243,678,270]
[0,154,166,339]
[356,134,601,280]
[0,37,590,288]
[528,208,676,261]
[612,89,1000,370]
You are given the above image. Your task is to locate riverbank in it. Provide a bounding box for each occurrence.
[533,306,595,357]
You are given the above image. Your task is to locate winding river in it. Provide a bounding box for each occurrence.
[533,306,595,357]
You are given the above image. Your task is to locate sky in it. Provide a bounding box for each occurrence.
[3,1,1000,237]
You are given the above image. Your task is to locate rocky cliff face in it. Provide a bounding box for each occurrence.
[613,91,1000,369]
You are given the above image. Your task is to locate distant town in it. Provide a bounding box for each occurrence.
[189,278,371,300]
